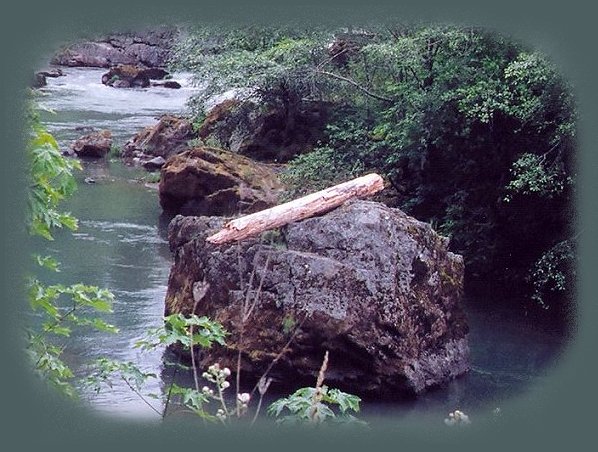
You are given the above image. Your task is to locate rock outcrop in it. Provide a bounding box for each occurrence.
[164,200,469,398]
[158,146,283,216]
[101,64,170,88]
[198,98,327,163]
[122,115,196,167]
[31,68,65,88]
[70,130,112,158]
[51,27,177,68]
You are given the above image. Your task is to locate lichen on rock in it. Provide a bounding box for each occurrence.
[122,115,195,166]
[164,200,469,398]
[158,146,283,217]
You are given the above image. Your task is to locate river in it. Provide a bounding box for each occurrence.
[35,66,568,425]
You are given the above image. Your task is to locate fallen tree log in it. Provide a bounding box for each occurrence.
[206,173,385,245]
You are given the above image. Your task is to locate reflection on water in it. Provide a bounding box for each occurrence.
[36,66,567,424]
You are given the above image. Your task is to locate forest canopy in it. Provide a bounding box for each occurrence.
[169,23,576,316]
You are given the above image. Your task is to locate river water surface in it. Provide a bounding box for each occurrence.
[36,66,569,425]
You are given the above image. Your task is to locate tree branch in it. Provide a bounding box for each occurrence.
[316,70,395,103]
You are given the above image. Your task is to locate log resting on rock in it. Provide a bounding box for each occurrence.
[165,200,469,398]
[206,173,385,244]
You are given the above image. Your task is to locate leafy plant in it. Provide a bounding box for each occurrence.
[139,171,161,184]
[108,143,122,158]
[85,358,161,415]
[25,102,117,397]
[135,313,228,351]
[267,351,365,426]
[268,386,364,426]
[27,109,80,240]
[529,238,577,308]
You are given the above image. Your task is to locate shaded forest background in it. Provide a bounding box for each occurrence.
[168,23,576,321]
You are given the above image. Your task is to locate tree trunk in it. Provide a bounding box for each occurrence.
[206,173,385,245]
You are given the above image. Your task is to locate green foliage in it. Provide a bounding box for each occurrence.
[85,315,231,421]
[27,108,80,240]
[190,110,207,133]
[171,24,332,118]
[267,385,365,426]
[139,171,161,184]
[25,102,117,397]
[28,279,117,337]
[504,153,571,201]
[108,143,122,158]
[26,333,76,398]
[530,239,576,308]
[135,313,228,351]
[281,115,368,199]
[169,384,214,420]
[273,25,576,309]
[86,358,157,394]
[281,314,297,335]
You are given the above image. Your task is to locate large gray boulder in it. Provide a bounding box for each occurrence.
[51,27,177,68]
[165,200,469,398]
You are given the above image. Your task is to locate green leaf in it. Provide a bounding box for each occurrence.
[30,131,59,150]
[34,254,60,271]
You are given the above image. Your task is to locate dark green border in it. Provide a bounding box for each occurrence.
[2,0,596,450]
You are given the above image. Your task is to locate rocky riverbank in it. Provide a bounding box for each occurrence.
[44,30,471,400]
[51,27,178,68]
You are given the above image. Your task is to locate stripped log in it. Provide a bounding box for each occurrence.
[206,173,384,245]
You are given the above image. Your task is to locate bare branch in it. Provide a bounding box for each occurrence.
[316,70,395,103]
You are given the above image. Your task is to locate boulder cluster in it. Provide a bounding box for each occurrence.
[51,27,177,68]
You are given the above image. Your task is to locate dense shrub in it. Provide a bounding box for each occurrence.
[173,24,576,313]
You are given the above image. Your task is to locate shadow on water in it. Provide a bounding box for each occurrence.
[151,292,568,425]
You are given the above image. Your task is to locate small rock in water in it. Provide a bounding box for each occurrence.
[152,80,182,89]
[74,126,96,132]
[142,156,166,170]
[71,130,112,158]
[38,68,65,78]
[84,177,96,184]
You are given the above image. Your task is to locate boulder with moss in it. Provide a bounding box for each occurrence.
[158,146,284,216]
[164,200,469,398]
[197,98,328,163]
[122,115,196,167]
[71,130,112,158]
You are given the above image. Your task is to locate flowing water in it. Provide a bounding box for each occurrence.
[35,66,568,424]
